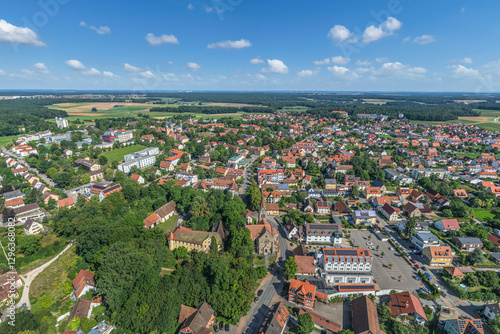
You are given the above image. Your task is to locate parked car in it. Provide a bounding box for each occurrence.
[225,324,230,332]
[258,290,263,296]
[254,296,259,302]
[415,264,420,269]
[214,325,219,332]
[220,322,224,331]
[411,259,417,264]
[366,242,373,245]
[434,283,441,291]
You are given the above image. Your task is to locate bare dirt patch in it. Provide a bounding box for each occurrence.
[458,116,492,122]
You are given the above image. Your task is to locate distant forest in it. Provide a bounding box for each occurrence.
[0,92,498,137]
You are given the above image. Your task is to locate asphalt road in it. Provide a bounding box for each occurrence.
[240,216,288,334]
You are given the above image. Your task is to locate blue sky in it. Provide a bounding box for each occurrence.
[0,0,499,92]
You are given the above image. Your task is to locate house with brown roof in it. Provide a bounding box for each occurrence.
[246,219,279,254]
[388,291,427,323]
[72,270,96,299]
[144,200,177,229]
[295,255,316,276]
[443,266,465,279]
[57,197,75,209]
[40,191,59,205]
[68,298,91,323]
[434,219,460,232]
[261,302,290,334]
[423,246,453,267]
[23,218,44,235]
[298,308,341,334]
[178,302,216,334]
[332,200,353,215]
[352,295,384,334]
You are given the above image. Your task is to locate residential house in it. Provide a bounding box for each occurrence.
[298,308,341,334]
[13,203,45,223]
[144,200,177,229]
[23,218,43,235]
[288,279,316,309]
[168,225,224,253]
[89,169,104,182]
[451,237,483,252]
[411,232,440,250]
[73,270,96,299]
[484,303,500,321]
[130,174,145,184]
[57,197,75,209]
[352,210,377,225]
[434,219,460,233]
[422,246,453,267]
[352,295,383,334]
[283,220,299,240]
[178,302,216,334]
[443,319,484,334]
[387,291,427,324]
[261,302,290,334]
[379,203,399,221]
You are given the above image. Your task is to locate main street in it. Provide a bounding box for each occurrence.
[240,215,288,334]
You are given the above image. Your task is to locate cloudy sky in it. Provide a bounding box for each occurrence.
[0,0,499,92]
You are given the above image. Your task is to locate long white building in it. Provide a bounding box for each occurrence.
[315,248,372,284]
[118,147,160,173]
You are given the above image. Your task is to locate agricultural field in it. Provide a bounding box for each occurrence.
[102,144,146,163]
[48,101,262,122]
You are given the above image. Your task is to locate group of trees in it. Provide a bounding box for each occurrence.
[150,106,274,114]
[47,179,259,333]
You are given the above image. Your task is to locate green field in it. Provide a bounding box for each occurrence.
[102,144,146,162]
[0,135,20,147]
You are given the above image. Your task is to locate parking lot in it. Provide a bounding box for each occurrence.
[349,229,425,292]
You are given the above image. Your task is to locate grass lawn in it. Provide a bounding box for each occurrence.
[253,255,266,266]
[156,214,179,235]
[102,144,146,163]
[0,135,20,147]
[30,246,80,313]
[455,152,481,159]
[472,209,495,221]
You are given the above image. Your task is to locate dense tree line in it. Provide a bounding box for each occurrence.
[149,106,275,114]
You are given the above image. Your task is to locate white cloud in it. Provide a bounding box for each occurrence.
[145,33,179,45]
[83,68,101,76]
[65,59,87,71]
[168,61,174,65]
[124,63,155,78]
[185,62,201,71]
[460,7,465,13]
[362,17,402,43]
[402,36,411,43]
[79,21,111,35]
[327,25,353,43]
[188,4,194,10]
[356,60,371,66]
[205,7,214,13]
[412,35,436,45]
[124,63,143,73]
[255,73,267,80]
[0,69,5,76]
[0,19,45,46]
[354,67,373,74]
[313,58,330,65]
[262,59,289,74]
[207,39,251,49]
[331,56,350,65]
[327,65,359,80]
[250,57,264,64]
[376,57,389,63]
[448,64,479,78]
[297,70,315,77]
[372,62,427,78]
[162,73,179,81]
[103,71,117,77]
[32,63,49,74]
[460,57,473,64]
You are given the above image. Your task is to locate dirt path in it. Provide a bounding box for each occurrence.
[16,241,74,309]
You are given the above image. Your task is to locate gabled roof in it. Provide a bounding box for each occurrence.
[388,291,427,321]
[352,295,383,334]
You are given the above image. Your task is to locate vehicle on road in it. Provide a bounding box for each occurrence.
[219,322,224,330]
[366,242,373,245]
[225,324,230,332]
[415,276,422,280]
[424,272,432,280]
